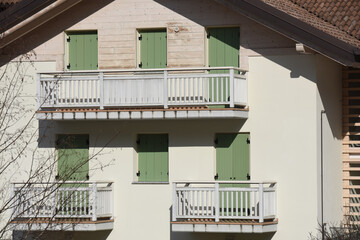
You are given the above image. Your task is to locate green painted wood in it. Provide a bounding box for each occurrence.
[216,133,250,215]
[208,27,239,71]
[68,31,98,70]
[138,134,168,182]
[57,135,89,181]
[208,28,239,105]
[140,30,167,69]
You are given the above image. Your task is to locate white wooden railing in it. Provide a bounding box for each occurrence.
[172,181,276,223]
[10,182,113,221]
[37,67,247,109]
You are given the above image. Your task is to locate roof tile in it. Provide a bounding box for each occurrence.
[260,0,360,48]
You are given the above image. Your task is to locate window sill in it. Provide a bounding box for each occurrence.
[132,181,169,185]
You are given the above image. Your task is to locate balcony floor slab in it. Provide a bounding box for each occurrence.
[36,108,248,120]
[11,219,114,231]
[171,219,277,233]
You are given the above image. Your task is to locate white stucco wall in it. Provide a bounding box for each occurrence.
[248,55,319,239]
[315,55,343,226]
[1,1,343,239]
[7,54,342,240]
[0,61,56,239]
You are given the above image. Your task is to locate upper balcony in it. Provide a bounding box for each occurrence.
[36,67,248,120]
[171,181,277,233]
[10,182,113,231]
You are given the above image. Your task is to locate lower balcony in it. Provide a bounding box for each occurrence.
[10,182,113,231]
[36,67,248,120]
[171,181,277,233]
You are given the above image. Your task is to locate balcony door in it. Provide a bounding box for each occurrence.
[139,29,167,69]
[208,27,239,71]
[208,27,239,104]
[216,133,250,215]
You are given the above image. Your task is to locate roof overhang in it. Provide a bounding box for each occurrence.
[0,0,83,49]
[214,0,360,68]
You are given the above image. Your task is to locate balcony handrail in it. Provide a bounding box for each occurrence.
[38,66,248,110]
[38,66,248,75]
[173,180,276,184]
[10,181,113,221]
[172,181,277,223]
[12,181,114,185]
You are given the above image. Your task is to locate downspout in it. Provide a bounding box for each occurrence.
[0,0,83,49]
[321,109,326,240]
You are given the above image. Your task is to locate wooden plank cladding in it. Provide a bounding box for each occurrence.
[343,68,360,224]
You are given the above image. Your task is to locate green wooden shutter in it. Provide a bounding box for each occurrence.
[208,27,239,71]
[216,134,235,181]
[232,134,250,181]
[208,28,239,104]
[140,30,167,69]
[68,31,98,70]
[216,133,250,215]
[216,133,249,181]
[57,135,89,181]
[138,134,168,182]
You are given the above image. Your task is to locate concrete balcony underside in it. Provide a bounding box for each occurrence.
[11,218,114,231]
[171,219,278,233]
[36,107,249,120]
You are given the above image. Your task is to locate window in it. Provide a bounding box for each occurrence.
[137,134,168,182]
[138,29,167,69]
[207,27,239,71]
[56,134,89,181]
[66,31,98,70]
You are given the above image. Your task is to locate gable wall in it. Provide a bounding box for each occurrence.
[24,0,297,71]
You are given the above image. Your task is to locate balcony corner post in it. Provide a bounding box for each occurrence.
[99,72,104,110]
[110,183,114,220]
[10,183,15,220]
[215,182,220,222]
[172,182,176,221]
[92,182,97,221]
[51,184,56,218]
[259,183,264,223]
[229,68,234,108]
[37,73,41,110]
[164,70,168,109]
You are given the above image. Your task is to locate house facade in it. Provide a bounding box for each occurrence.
[0,0,358,239]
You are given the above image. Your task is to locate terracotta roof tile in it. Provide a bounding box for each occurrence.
[289,0,360,40]
[260,0,360,48]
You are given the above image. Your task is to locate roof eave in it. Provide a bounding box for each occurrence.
[0,0,83,49]
[0,0,56,33]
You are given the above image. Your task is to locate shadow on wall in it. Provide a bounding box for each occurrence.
[38,119,247,148]
[13,230,111,240]
[0,0,114,66]
[316,57,342,140]
[154,0,317,81]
